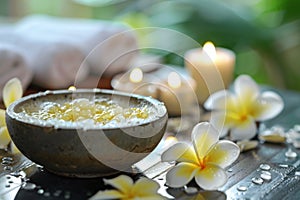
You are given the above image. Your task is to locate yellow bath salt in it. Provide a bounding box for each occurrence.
[23,98,150,125]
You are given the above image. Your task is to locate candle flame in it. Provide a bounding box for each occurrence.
[130,68,143,83]
[68,86,76,91]
[203,41,216,61]
[168,72,181,89]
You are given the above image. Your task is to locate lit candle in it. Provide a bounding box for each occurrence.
[129,67,143,83]
[111,67,158,97]
[158,72,196,116]
[185,41,235,104]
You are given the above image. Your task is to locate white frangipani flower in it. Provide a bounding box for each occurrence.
[89,175,166,200]
[0,78,23,151]
[161,122,240,190]
[204,75,284,140]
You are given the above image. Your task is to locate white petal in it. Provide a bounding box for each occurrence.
[165,162,197,188]
[10,141,20,154]
[103,175,133,193]
[3,78,23,108]
[206,141,240,168]
[204,90,232,110]
[0,109,6,127]
[230,118,257,141]
[192,122,219,159]
[0,126,11,149]
[210,111,229,138]
[89,190,123,200]
[134,195,167,200]
[234,75,259,102]
[195,164,227,190]
[236,140,258,152]
[161,142,198,165]
[133,177,160,196]
[256,91,284,121]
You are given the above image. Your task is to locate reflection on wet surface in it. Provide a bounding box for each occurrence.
[2,97,300,200]
[0,132,300,199]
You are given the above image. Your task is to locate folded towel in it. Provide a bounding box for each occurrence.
[0,43,33,99]
[16,15,138,76]
[0,27,90,89]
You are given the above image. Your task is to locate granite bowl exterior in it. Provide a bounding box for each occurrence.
[6,89,168,177]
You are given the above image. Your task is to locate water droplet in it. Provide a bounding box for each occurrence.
[260,171,272,181]
[292,140,300,148]
[4,166,13,171]
[2,157,13,162]
[43,192,50,197]
[285,149,297,158]
[252,177,264,185]
[64,191,71,199]
[1,160,12,165]
[294,124,300,132]
[53,190,62,197]
[37,189,44,194]
[261,171,271,176]
[279,164,289,168]
[295,171,300,176]
[184,186,198,194]
[259,164,271,171]
[228,168,233,172]
[237,185,248,191]
[22,182,37,190]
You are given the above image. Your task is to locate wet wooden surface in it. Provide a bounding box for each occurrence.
[0,87,300,200]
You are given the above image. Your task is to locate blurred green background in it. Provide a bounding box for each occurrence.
[1,0,300,91]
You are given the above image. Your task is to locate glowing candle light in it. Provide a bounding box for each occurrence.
[159,71,196,116]
[203,41,216,61]
[168,72,181,89]
[111,67,158,98]
[185,41,235,104]
[129,68,143,83]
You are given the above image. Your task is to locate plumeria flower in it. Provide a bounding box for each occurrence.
[90,175,166,200]
[161,122,240,190]
[204,75,284,141]
[0,78,23,152]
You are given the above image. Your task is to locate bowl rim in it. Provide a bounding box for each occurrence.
[6,89,167,130]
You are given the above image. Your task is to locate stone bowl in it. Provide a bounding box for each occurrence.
[6,89,168,178]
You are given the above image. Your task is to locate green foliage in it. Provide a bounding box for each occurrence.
[117,0,300,91]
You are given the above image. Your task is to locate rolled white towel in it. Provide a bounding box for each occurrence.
[16,15,138,77]
[0,43,33,99]
[0,27,90,89]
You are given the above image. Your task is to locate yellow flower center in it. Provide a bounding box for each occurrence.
[199,156,210,170]
[239,114,248,122]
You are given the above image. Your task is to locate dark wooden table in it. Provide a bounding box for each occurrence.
[0,87,300,200]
